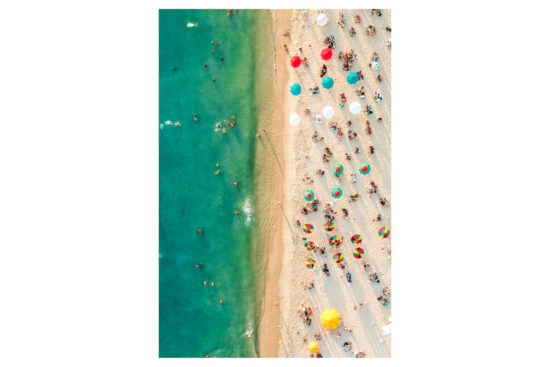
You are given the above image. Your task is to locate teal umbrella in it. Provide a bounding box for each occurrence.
[359,163,371,175]
[322,77,334,89]
[347,72,359,84]
[291,84,302,96]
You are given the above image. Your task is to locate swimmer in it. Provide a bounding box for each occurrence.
[221,58,224,61]
[221,128,226,133]
[220,300,223,304]
[215,42,219,46]
[196,263,202,269]
[204,64,207,67]
[197,229,203,235]
[172,66,176,71]
[211,40,214,44]
[212,78,216,82]
[215,170,221,174]
[234,182,238,186]
[216,163,219,166]
[211,282,214,286]
[247,334,251,338]
[204,281,208,285]
[248,215,251,219]
[235,211,240,215]
[231,116,236,119]
[211,49,214,52]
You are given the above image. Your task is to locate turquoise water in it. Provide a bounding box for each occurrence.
[159,9,273,358]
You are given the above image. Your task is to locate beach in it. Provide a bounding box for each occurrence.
[262,9,392,358]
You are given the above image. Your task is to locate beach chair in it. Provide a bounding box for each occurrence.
[315,114,323,124]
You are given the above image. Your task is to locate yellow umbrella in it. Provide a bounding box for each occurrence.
[308,341,319,353]
[320,309,341,329]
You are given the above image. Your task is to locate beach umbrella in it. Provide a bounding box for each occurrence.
[303,224,314,233]
[305,258,316,269]
[349,101,361,114]
[359,163,371,175]
[353,247,364,259]
[324,221,335,232]
[303,190,314,201]
[347,72,359,84]
[379,227,390,238]
[322,77,333,89]
[329,236,341,247]
[351,234,363,244]
[289,113,301,126]
[331,187,343,199]
[290,84,302,96]
[332,253,344,263]
[333,163,344,176]
[305,241,316,251]
[317,13,329,27]
[290,56,301,68]
[320,309,341,329]
[308,341,319,353]
[322,106,334,118]
[321,48,333,60]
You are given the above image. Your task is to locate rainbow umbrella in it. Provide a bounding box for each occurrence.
[329,236,341,247]
[304,190,314,201]
[324,221,335,231]
[321,48,333,60]
[331,188,343,199]
[305,241,316,251]
[306,258,316,269]
[303,224,314,233]
[290,56,301,68]
[333,163,344,176]
[333,253,344,263]
[359,163,371,175]
[290,84,302,96]
[353,247,364,259]
[351,234,363,244]
[322,77,333,89]
[347,72,359,84]
[379,227,390,238]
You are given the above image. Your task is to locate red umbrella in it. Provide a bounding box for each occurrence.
[321,48,333,61]
[290,56,301,68]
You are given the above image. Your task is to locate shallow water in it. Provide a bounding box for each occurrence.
[159,9,274,358]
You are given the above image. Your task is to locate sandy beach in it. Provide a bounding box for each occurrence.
[261,9,392,358]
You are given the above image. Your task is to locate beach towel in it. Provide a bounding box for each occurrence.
[315,114,323,124]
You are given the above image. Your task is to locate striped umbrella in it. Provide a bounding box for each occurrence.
[331,188,343,199]
[305,241,316,251]
[359,163,371,175]
[379,227,390,238]
[303,224,314,233]
[306,258,316,269]
[324,221,335,231]
[353,247,364,259]
[304,190,314,201]
[351,234,362,244]
[333,163,344,176]
[332,253,344,263]
[329,236,341,247]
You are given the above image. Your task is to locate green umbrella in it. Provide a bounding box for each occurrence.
[304,190,314,201]
[359,163,371,175]
[331,188,343,199]
[333,163,344,176]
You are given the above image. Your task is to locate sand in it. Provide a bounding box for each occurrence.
[274,9,392,358]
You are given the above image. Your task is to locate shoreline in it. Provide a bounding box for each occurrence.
[257,9,294,358]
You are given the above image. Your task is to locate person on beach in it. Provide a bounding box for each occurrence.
[378,117,382,122]
[284,44,288,52]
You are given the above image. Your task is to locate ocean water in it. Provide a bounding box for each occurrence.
[159,9,274,358]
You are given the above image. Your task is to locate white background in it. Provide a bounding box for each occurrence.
[0,0,549,366]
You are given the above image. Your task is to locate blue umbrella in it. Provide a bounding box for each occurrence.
[290,84,302,96]
[322,77,334,89]
[347,72,359,84]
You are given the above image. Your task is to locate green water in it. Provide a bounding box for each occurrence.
[159,9,273,358]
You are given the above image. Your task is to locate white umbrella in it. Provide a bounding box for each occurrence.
[317,13,329,26]
[349,102,361,114]
[289,113,301,126]
[322,106,334,118]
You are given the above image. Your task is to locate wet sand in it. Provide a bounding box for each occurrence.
[257,8,293,358]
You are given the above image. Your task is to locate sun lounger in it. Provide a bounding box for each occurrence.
[315,114,323,124]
